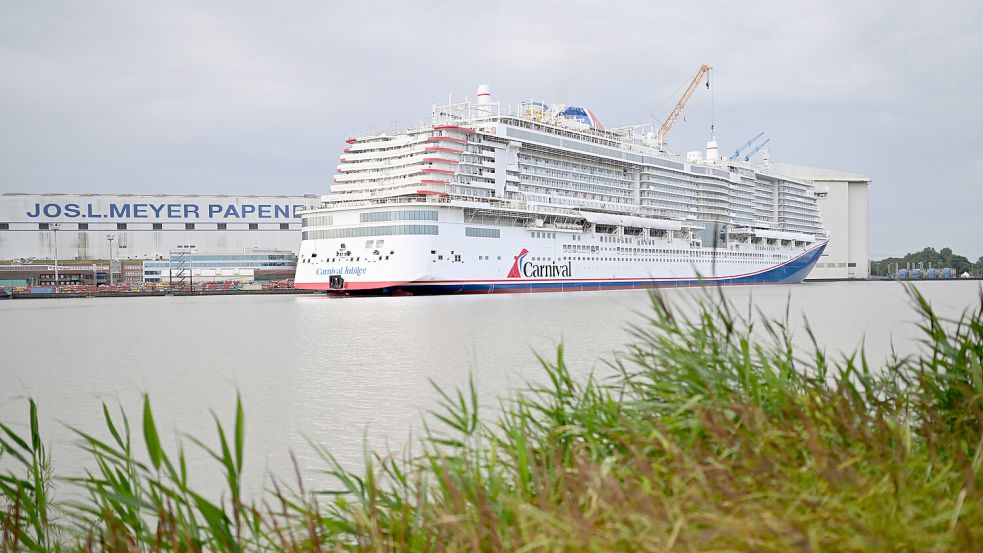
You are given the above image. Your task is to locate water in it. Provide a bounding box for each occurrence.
[1,281,980,497]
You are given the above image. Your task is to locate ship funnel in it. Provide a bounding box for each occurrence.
[705,138,719,162]
[477,84,492,105]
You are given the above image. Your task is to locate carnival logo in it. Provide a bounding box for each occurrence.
[506,248,572,278]
[506,249,529,278]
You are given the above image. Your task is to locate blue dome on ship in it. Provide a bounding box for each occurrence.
[557,106,604,129]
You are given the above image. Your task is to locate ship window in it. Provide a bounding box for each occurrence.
[249,223,259,230]
[117,223,127,230]
[360,210,438,223]
[302,225,439,240]
[465,227,500,238]
[280,223,290,230]
[304,215,333,227]
[78,223,88,230]
[185,223,195,230]
[217,223,227,230]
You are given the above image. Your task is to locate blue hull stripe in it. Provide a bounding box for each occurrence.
[362,243,827,295]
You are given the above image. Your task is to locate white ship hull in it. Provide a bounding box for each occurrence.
[295,203,826,295]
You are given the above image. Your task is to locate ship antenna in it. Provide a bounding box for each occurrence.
[708,70,715,140]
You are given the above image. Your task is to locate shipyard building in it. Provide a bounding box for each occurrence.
[767,164,871,280]
[0,193,320,262]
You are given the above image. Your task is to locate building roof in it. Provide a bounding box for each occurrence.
[768,162,871,183]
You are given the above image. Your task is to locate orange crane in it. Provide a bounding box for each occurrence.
[656,64,712,150]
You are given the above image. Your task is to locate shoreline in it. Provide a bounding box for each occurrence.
[0,277,983,301]
[4,288,318,299]
[4,277,980,301]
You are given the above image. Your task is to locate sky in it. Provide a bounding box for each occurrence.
[1,1,981,259]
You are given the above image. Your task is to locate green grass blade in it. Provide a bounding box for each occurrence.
[235,393,245,474]
[142,394,163,471]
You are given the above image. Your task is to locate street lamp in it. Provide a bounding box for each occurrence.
[106,234,116,286]
[51,223,61,288]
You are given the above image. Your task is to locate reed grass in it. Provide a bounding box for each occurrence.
[2,285,982,551]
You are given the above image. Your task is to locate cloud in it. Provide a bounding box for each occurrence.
[1,0,981,257]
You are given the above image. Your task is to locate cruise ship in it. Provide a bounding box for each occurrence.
[295,74,827,294]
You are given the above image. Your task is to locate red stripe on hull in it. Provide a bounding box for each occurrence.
[295,280,410,291]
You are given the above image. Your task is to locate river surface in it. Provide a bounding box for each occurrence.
[1,281,980,498]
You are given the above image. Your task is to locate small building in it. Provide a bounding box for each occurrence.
[769,163,871,280]
[119,259,143,284]
[142,249,297,284]
[0,263,111,286]
[38,268,110,287]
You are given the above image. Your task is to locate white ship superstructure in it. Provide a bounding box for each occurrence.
[296,81,827,294]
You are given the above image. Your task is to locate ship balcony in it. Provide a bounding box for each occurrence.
[338,155,432,173]
[340,142,429,160]
[421,157,460,164]
[421,168,456,175]
[426,135,468,145]
[424,147,465,156]
[432,125,476,133]
[333,166,422,182]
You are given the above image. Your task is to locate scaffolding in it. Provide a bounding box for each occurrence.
[167,247,195,288]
